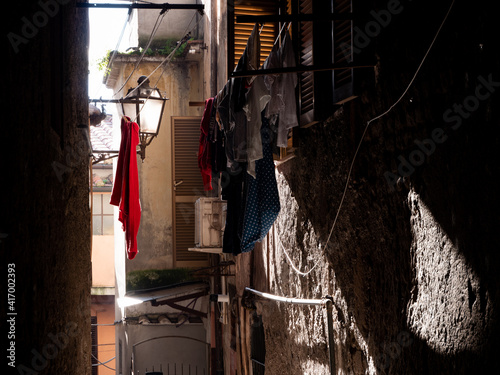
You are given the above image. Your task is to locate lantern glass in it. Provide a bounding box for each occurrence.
[121,77,166,136]
[137,90,165,134]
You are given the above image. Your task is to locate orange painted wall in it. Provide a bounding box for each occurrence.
[91,298,116,375]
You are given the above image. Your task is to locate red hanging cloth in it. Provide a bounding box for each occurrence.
[198,98,214,191]
[110,116,141,260]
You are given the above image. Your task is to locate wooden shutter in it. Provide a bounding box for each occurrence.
[298,0,315,124]
[229,0,279,70]
[298,0,356,126]
[172,117,208,266]
[173,117,205,197]
[333,0,355,104]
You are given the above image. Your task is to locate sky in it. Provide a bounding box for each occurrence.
[88,1,131,100]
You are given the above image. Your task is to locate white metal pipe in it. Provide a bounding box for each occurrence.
[245,287,335,374]
[244,287,328,306]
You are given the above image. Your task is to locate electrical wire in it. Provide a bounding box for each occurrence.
[114,9,167,97]
[280,0,456,276]
[149,11,201,89]
[126,12,204,123]
[117,7,202,101]
[91,353,116,371]
[89,2,132,99]
[275,226,319,276]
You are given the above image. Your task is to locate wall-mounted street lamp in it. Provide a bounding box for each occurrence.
[121,76,168,161]
[89,76,168,164]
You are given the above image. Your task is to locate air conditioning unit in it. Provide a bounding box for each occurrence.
[193,197,227,249]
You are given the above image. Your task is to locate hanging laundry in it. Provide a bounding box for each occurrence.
[240,114,281,254]
[216,23,288,255]
[222,166,246,255]
[110,116,141,260]
[229,23,262,168]
[216,81,231,132]
[198,97,214,191]
[263,31,298,148]
[209,98,227,176]
[243,74,271,178]
[216,80,241,174]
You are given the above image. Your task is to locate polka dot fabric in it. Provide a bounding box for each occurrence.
[240,115,281,253]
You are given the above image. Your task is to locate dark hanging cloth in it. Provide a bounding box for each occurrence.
[221,24,280,255]
[227,23,260,170]
[239,114,280,253]
[222,163,247,254]
[209,99,226,175]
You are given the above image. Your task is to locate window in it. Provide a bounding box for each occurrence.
[226,0,367,150]
[92,193,114,236]
[92,164,114,236]
[297,0,356,126]
[228,0,281,71]
[228,0,295,158]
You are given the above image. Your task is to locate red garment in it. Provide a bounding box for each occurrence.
[198,98,214,190]
[110,116,141,260]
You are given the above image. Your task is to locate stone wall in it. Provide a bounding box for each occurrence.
[2,1,91,374]
[257,0,500,374]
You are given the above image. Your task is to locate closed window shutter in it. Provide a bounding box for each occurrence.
[299,0,315,123]
[173,117,205,198]
[333,0,355,104]
[229,0,279,70]
[298,0,355,126]
[172,117,208,264]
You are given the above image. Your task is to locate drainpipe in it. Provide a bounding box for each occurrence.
[244,288,336,375]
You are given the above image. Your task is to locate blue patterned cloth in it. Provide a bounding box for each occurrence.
[240,115,281,253]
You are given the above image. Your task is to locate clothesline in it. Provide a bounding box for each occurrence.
[206,0,455,274]
[200,23,298,256]
[229,61,376,79]
[236,12,356,24]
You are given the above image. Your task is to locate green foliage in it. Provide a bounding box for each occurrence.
[125,37,194,58]
[126,268,195,292]
[96,50,112,73]
[95,37,194,76]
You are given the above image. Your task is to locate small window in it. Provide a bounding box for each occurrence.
[92,193,114,235]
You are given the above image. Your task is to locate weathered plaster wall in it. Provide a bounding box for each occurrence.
[257,1,500,374]
[3,1,91,374]
[202,0,228,98]
[110,56,204,273]
[137,0,204,44]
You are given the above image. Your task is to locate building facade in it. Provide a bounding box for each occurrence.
[5,1,499,375]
